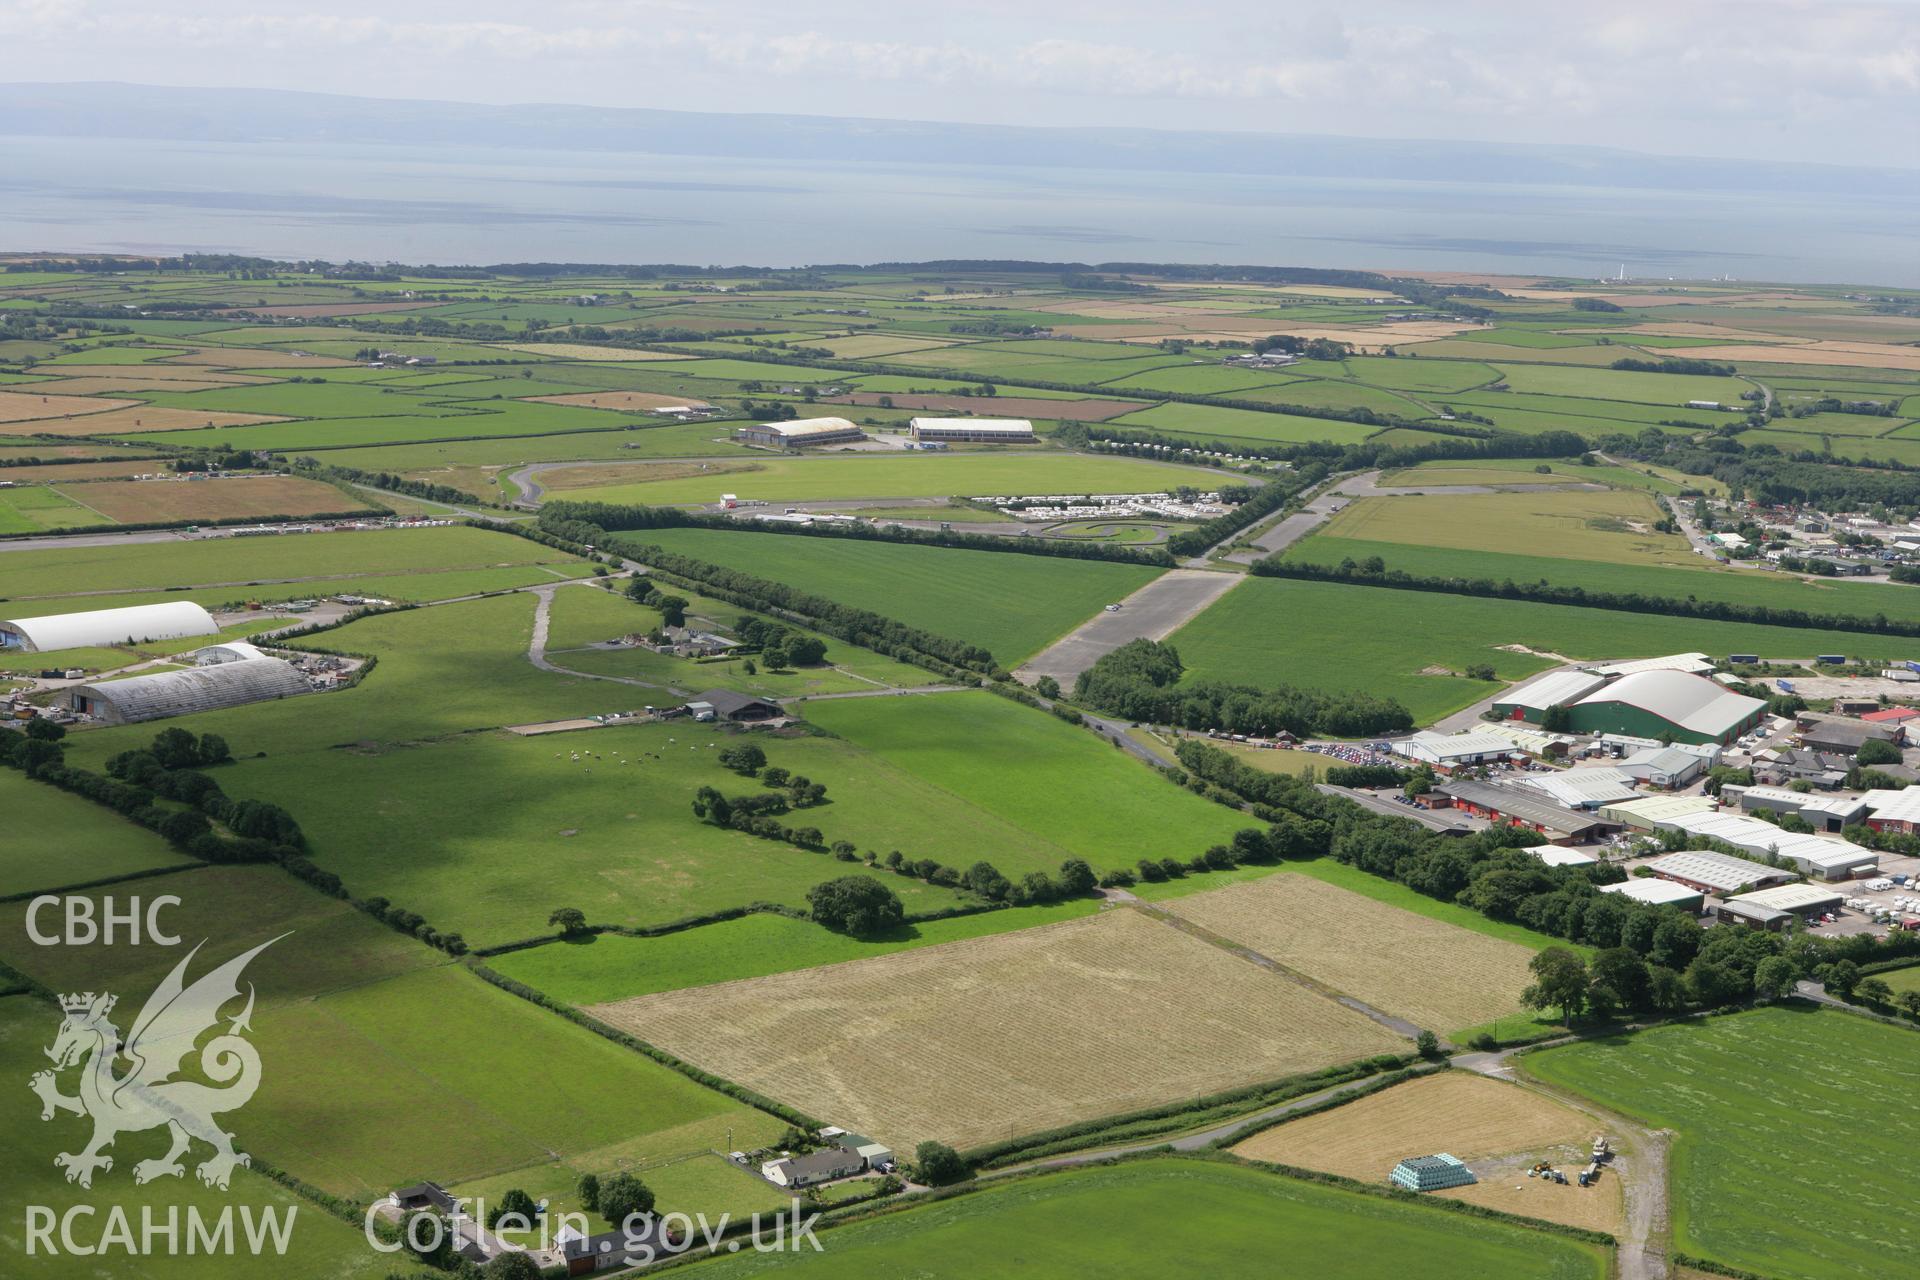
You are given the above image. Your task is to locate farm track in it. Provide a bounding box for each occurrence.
[1014,568,1242,687]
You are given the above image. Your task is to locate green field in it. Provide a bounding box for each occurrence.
[0,866,785,1205]
[1376,456,1722,496]
[1882,964,1920,994]
[625,527,1165,663]
[1318,490,1692,567]
[1491,363,1752,406]
[491,900,1103,1005]
[0,770,192,895]
[1168,576,1906,724]
[680,1158,1607,1279]
[1106,401,1382,445]
[547,451,1217,506]
[1524,1008,1920,1280]
[0,484,101,533]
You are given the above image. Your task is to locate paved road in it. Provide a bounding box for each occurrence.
[1316,783,1476,834]
[1015,569,1241,687]
[524,581,690,697]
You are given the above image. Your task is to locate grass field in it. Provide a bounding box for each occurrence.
[489,900,1103,1005]
[0,866,785,1206]
[544,451,1218,505]
[1523,1007,1920,1280]
[1166,873,1538,1035]
[679,1158,1607,1279]
[804,692,1249,867]
[1168,576,1904,725]
[45,474,373,525]
[1881,963,1920,994]
[589,908,1405,1151]
[1319,489,1693,568]
[1106,401,1382,445]
[1231,1072,1619,1233]
[625,528,1165,663]
[0,770,192,895]
[1377,456,1723,496]
[0,483,100,532]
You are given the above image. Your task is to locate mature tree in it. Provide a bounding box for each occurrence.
[1899,990,1920,1020]
[1685,958,1746,1008]
[1823,958,1862,999]
[1034,676,1061,700]
[1858,977,1894,1007]
[487,1253,541,1280]
[1590,948,1651,1011]
[1415,1030,1441,1059]
[197,732,231,765]
[1540,704,1572,733]
[1056,858,1097,896]
[1521,947,1591,1023]
[807,875,905,937]
[1646,964,1686,1013]
[23,717,65,742]
[548,907,588,936]
[151,726,202,769]
[964,860,1012,901]
[1753,955,1798,1000]
[913,1141,971,1187]
[1856,738,1902,766]
[599,1172,655,1227]
[786,635,827,665]
[719,743,766,775]
[760,766,791,789]
[655,595,689,628]
[488,1188,538,1229]
[577,1172,601,1212]
[761,642,789,671]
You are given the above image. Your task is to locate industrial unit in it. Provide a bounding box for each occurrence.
[1645,850,1796,896]
[1564,670,1766,746]
[908,417,1035,444]
[1434,780,1619,841]
[1599,878,1705,911]
[1720,883,1847,930]
[67,656,310,725]
[732,416,866,449]
[1395,731,1517,771]
[1656,811,1878,880]
[0,601,218,653]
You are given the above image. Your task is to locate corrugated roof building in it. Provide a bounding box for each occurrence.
[909,417,1035,443]
[0,601,218,653]
[733,416,865,449]
[1568,670,1766,745]
[67,656,310,725]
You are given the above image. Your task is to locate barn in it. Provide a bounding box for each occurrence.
[908,417,1035,444]
[0,601,218,653]
[67,656,310,724]
[1566,670,1766,746]
[732,416,865,449]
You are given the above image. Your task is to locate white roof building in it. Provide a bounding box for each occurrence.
[1572,669,1765,742]
[1600,793,1720,829]
[1524,844,1600,868]
[1660,812,1877,880]
[1728,883,1847,914]
[1600,879,1705,908]
[1864,788,1920,826]
[195,641,268,665]
[1474,723,1576,755]
[0,601,218,653]
[1396,731,1518,767]
[908,417,1035,441]
[1646,850,1795,895]
[1515,768,1641,809]
[1496,670,1607,711]
[1589,652,1715,677]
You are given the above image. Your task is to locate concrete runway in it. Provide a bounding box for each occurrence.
[1016,569,1241,686]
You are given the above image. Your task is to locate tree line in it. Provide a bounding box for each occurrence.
[1073,639,1414,738]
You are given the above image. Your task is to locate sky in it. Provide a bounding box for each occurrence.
[0,0,1916,166]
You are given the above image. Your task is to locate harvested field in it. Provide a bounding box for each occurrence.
[158,346,356,367]
[52,474,369,522]
[218,301,439,318]
[500,343,688,361]
[23,373,269,395]
[588,908,1404,1151]
[824,392,1143,420]
[1231,1073,1620,1233]
[0,389,139,422]
[1166,874,1537,1032]
[523,390,715,411]
[0,458,167,482]
[3,405,290,436]
[1660,341,1920,372]
[539,459,759,491]
[33,364,270,384]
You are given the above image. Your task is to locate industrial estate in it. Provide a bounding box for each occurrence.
[5,254,1920,1280]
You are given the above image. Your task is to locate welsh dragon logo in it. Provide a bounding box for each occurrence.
[30,936,283,1191]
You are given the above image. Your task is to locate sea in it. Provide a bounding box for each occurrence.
[3,135,1915,286]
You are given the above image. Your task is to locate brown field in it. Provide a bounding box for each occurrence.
[218,301,438,319]
[824,392,1145,420]
[1165,874,1537,1032]
[2,406,290,437]
[52,474,369,523]
[34,362,264,383]
[158,345,355,368]
[0,390,140,423]
[540,460,759,491]
[588,908,1405,1151]
[1642,341,1920,372]
[1231,1072,1621,1232]
[813,335,961,358]
[499,343,688,361]
[1091,322,1469,349]
[27,372,272,395]
[523,391,716,412]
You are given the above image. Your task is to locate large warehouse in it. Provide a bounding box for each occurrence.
[67,656,310,725]
[909,417,1035,444]
[1490,670,1607,722]
[732,416,865,449]
[1565,670,1766,746]
[0,601,218,653]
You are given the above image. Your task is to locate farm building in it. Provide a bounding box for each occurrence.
[732,416,865,449]
[1645,850,1795,897]
[1388,1154,1477,1192]
[760,1147,864,1188]
[1396,731,1517,771]
[1566,670,1766,746]
[682,690,782,723]
[66,656,309,725]
[1434,780,1619,841]
[1490,670,1606,723]
[1722,883,1846,928]
[1726,784,1868,832]
[194,641,268,665]
[0,601,218,653]
[1524,844,1599,869]
[1800,720,1902,757]
[1513,768,1639,809]
[908,417,1036,444]
[1656,812,1878,880]
[1617,745,1706,789]
[1599,878,1705,911]
[1599,793,1719,831]
[1862,787,1920,834]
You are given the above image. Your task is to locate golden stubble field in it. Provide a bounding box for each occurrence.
[588,908,1406,1151]
[1232,1072,1622,1233]
[56,474,366,522]
[1165,874,1538,1033]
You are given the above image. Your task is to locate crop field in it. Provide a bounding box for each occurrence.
[0,865,785,1205]
[0,389,138,421]
[1285,534,1920,628]
[1168,577,1898,724]
[491,900,1103,1005]
[1524,1008,1920,1280]
[542,451,1217,506]
[1107,401,1383,445]
[589,908,1405,1151]
[1317,490,1696,567]
[41,474,371,525]
[0,483,98,532]
[1491,364,1752,406]
[0,769,191,895]
[1166,874,1537,1034]
[1378,456,1724,496]
[683,1159,1607,1280]
[1231,1073,1619,1233]
[626,527,1165,663]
